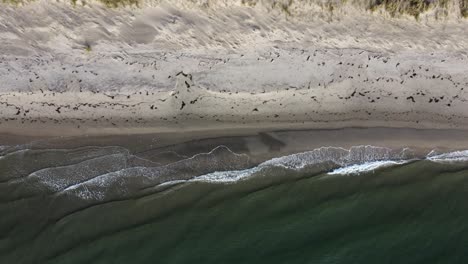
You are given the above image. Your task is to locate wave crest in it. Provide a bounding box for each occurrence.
[4,144,468,202]
[262,145,413,169]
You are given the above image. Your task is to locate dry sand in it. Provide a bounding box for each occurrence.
[0,0,467,137]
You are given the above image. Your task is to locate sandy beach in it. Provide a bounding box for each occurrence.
[0,0,468,137]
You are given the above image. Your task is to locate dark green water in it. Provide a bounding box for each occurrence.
[2,144,468,264]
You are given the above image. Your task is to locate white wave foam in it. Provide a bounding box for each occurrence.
[0,145,9,152]
[157,180,188,187]
[57,145,249,200]
[328,160,408,176]
[427,150,468,162]
[49,145,468,200]
[154,167,261,186]
[31,153,130,192]
[260,145,409,170]
[191,167,262,183]
[150,146,415,185]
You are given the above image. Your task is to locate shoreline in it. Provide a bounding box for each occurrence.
[2,119,468,138]
[2,127,468,166]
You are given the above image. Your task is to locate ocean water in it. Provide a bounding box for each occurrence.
[1,140,468,264]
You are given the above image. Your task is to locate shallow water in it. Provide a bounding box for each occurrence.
[2,137,468,264]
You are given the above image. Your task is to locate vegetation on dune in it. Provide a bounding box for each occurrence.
[1,0,467,18]
[241,0,257,7]
[369,0,468,19]
[1,0,33,5]
[369,0,430,17]
[461,0,468,17]
[278,1,293,16]
[320,0,460,19]
[1,0,139,7]
[84,42,92,52]
[246,0,468,19]
[97,0,139,7]
[367,0,447,18]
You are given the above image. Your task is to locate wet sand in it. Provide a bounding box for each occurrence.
[2,127,468,167]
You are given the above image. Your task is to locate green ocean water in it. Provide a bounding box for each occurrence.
[2,144,468,264]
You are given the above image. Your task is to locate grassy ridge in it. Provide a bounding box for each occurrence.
[1,0,139,7]
[91,0,139,7]
[264,0,468,19]
[367,0,449,18]
[369,0,438,18]
[310,0,467,19]
[1,0,467,18]
[461,0,468,17]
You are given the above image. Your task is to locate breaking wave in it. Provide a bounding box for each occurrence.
[161,147,468,185]
[2,144,468,204]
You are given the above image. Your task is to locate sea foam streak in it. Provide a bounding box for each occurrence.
[427,150,468,162]
[13,144,468,200]
[328,160,409,175]
[261,146,412,169]
[166,147,468,183]
[163,146,415,184]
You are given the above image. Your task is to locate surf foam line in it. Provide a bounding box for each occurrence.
[427,150,468,162]
[327,160,410,176]
[325,149,468,175]
[53,145,251,200]
[159,145,416,184]
[162,147,468,184]
[25,144,468,199]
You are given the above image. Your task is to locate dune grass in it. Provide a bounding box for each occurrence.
[367,0,468,19]
[1,0,139,7]
[97,0,139,7]
[1,0,32,5]
[461,0,468,17]
[368,0,434,18]
[241,0,466,19]
[1,0,467,18]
